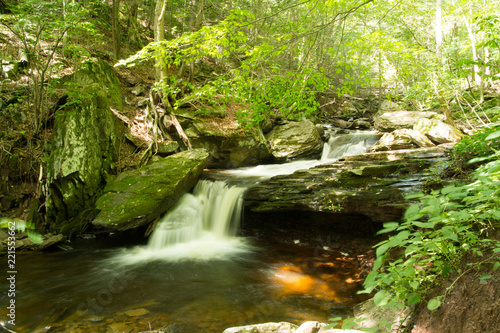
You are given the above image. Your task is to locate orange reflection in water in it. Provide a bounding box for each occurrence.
[271,265,350,302]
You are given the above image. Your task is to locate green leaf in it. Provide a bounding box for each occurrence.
[494,262,500,271]
[479,274,492,280]
[486,131,500,140]
[427,298,442,310]
[377,222,399,234]
[26,230,44,244]
[374,289,389,306]
[407,292,421,305]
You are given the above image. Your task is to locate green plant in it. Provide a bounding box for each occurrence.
[452,123,500,164]
[0,217,43,244]
[324,197,345,213]
[347,128,500,329]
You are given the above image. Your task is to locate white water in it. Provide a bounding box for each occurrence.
[218,131,381,180]
[112,130,380,263]
[112,180,252,263]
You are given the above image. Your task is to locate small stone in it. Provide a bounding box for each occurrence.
[124,308,150,317]
[295,321,326,333]
[131,85,145,96]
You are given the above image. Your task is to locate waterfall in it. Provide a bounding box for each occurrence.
[321,131,381,161]
[148,180,246,249]
[220,131,382,180]
[113,180,251,263]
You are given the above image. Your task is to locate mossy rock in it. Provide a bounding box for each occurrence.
[43,60,123,234]
[93,149,209,231]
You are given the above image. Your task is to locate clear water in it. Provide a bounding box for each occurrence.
[0,235,367,333]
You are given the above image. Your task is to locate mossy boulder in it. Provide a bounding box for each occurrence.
[93,149,209,231]
[186,122,273,168]
[266,120,323,162]
[43,58,123,235]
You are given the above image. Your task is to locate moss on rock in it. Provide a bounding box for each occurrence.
[93,149,209,231]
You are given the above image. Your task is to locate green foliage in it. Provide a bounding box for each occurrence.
[358,129,500,320]
[452,123,500,165]
[0,217,43,244]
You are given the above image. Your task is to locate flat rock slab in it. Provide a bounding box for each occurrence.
[93,149,208,231]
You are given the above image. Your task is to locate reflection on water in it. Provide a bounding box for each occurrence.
[0,237,367,333]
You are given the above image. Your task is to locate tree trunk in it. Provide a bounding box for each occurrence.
[464,1,483,101]
[435,0,443,65]
[154,0,168,82]
[187,0,204,83]
[126,0,139,43]
[111,0,121,60]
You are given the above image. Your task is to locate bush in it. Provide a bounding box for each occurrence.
[349,128,500,330]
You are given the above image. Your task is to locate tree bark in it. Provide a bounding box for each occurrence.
[464,1,483,101]
[154,0,168,82]
[111,0,121,60]
[435,0,443,65]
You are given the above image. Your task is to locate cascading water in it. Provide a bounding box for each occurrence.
[220,130,382,180]
[321,131,381,161]
[114,180,251,263]
[115,130,381,263]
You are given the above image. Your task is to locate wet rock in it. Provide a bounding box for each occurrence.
[245,146,450,225]
[331,118,351,129]
[349,119,371,130]
[374,111,442,132]
[38,234,66,250]
[266,120,323,162]
[414,118,463,144]
[108,322,133,333]
[93,149,209,231]
[223,322,299,333]
[186,122,272,168]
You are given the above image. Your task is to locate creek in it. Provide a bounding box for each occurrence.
[0,131,381,333]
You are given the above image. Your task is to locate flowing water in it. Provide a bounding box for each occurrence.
[218,131,381,180]
[0,130,380,332]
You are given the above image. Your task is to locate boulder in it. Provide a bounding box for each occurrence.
[349,119,371,130]
[266,120,323,162]
[414,118,463,144]
[379,100,400,112]
[295,321,327,333]
[244,146,450,226]
[93,149,208,231]
[43,58,122,235]
[222,321,365,333]
[370,129,435,152]
[374,111,441,132]
[186,122,272,168]
[222,322,299,333]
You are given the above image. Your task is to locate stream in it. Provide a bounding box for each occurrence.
[0,131,380,333]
